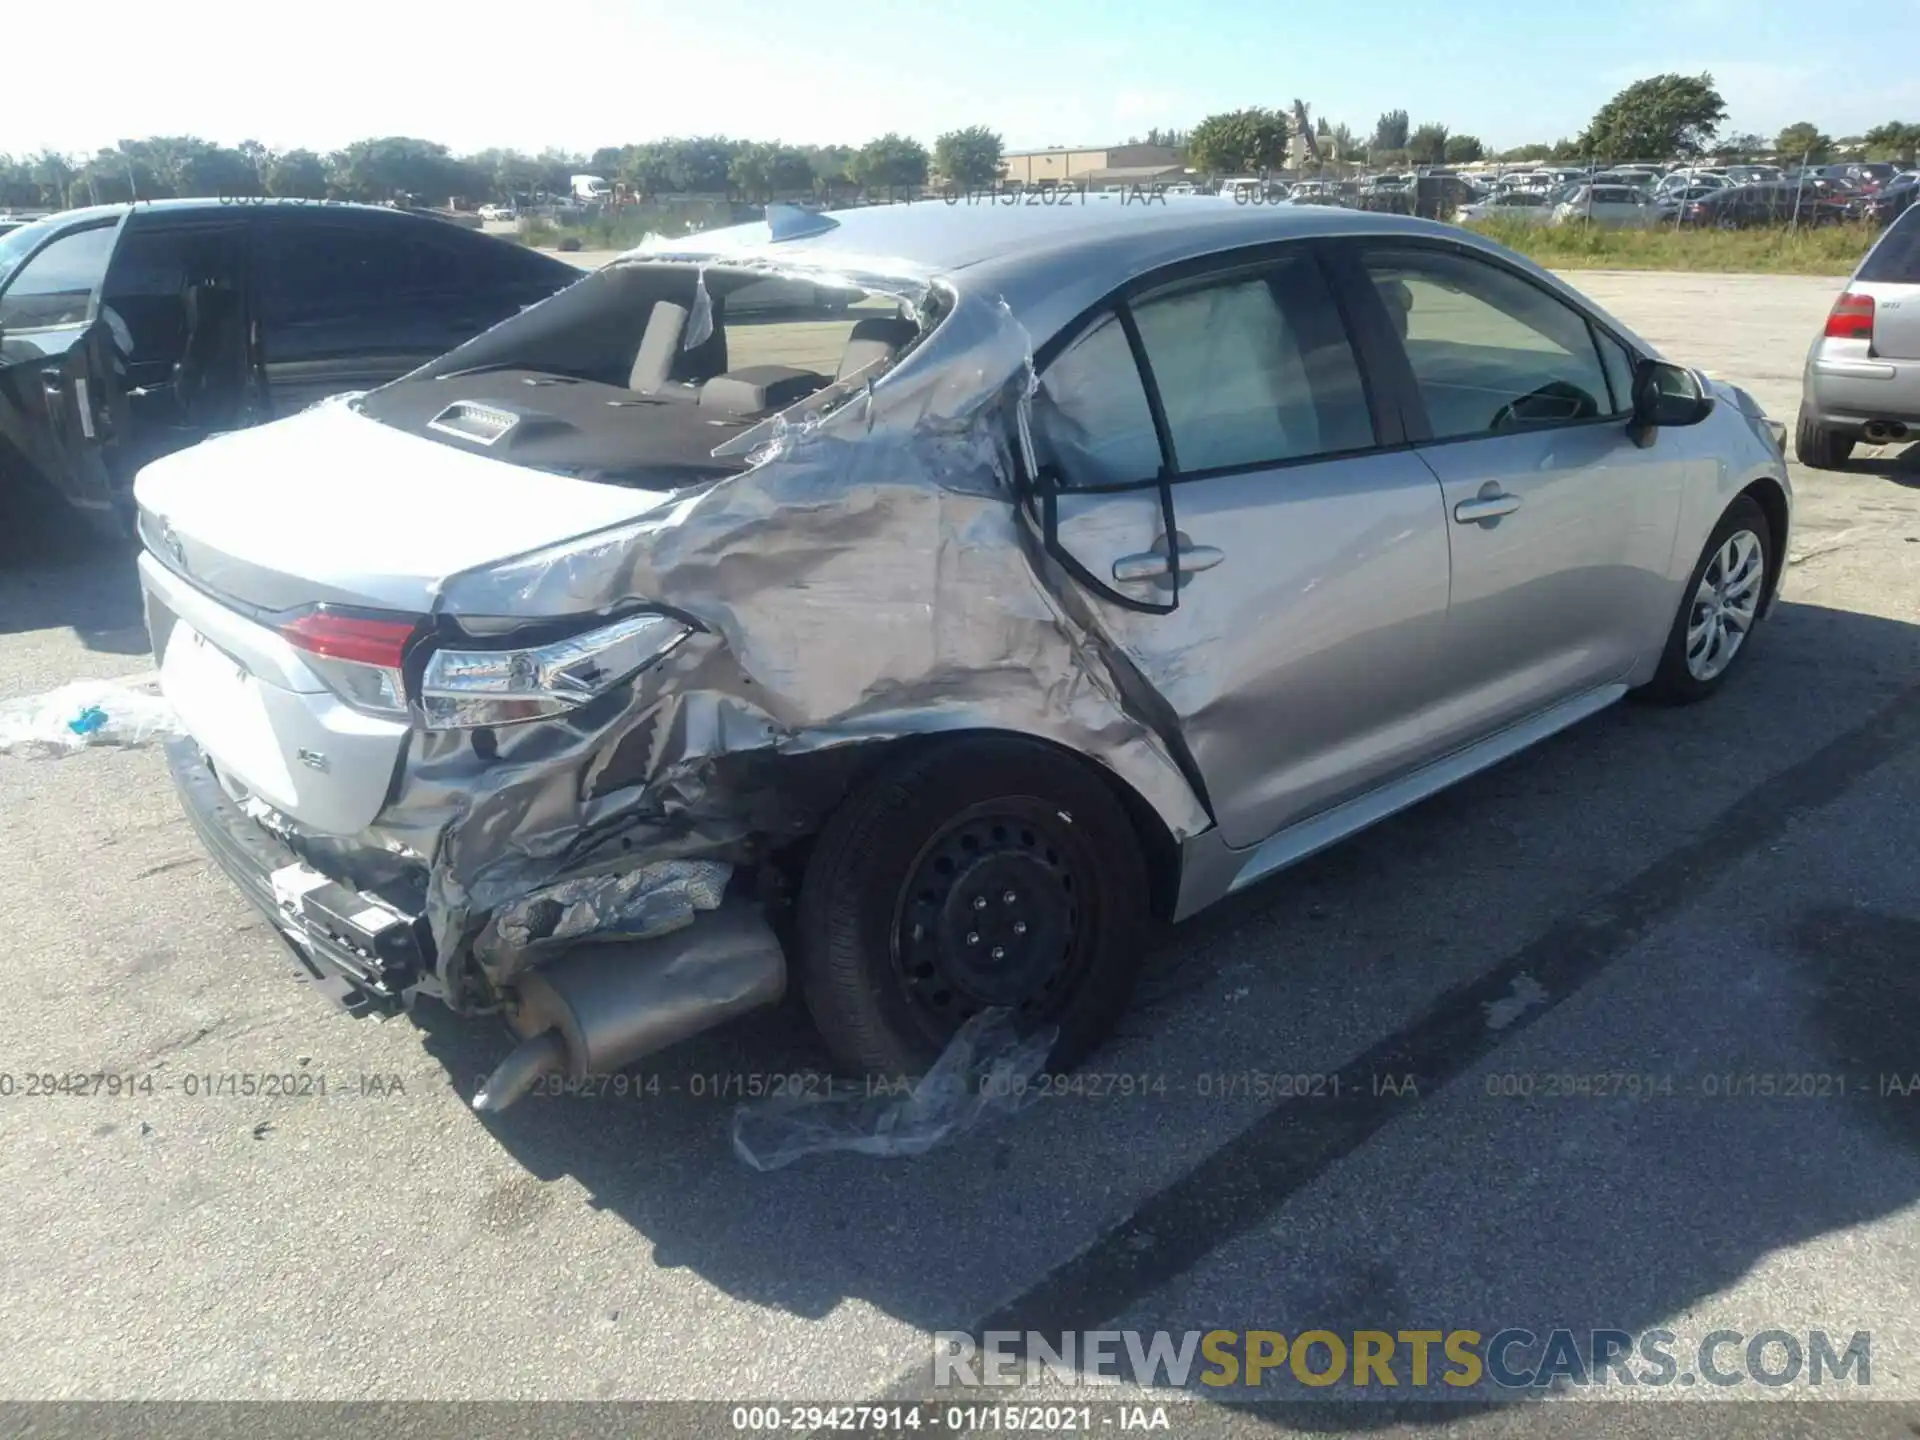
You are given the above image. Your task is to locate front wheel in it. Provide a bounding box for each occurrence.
[1640,496,1773,705]
[795,736,1151,1080]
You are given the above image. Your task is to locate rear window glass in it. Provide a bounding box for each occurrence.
[1860,210,1920,283]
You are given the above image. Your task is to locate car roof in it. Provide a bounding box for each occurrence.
[631,196,1450,279]
[627,195,1657,359]
[34,198,447,229]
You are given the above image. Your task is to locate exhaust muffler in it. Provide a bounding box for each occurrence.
[1863,421,1908,443]
[472,900,787,1112]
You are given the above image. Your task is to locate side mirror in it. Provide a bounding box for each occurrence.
[1628,358,1714,445]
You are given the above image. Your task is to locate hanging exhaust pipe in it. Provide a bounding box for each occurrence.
[472,901,787,1112]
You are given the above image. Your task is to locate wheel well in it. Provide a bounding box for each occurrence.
[765,729,1188,923]
[1738,477,1790,617]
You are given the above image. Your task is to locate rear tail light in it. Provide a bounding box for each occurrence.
[418,612,691,730]
[276,608,421,720]
[274,607,692,729]
[1825,292,1876,342]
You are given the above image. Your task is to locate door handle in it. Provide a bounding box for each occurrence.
[1112,535,1225,583]
[1454,489,1522,524]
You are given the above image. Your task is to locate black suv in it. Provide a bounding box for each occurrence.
[0,199,581,534]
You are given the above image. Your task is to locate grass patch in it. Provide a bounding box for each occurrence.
[1464,217,1877,276]
[513,201,744,253]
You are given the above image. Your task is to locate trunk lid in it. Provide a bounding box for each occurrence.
[132,398,679,614]
[1859,281,1920,362]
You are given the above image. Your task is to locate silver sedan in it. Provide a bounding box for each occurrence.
[133,197,1793,1112]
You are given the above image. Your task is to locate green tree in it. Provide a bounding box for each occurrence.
[1371,109,1410,152]
[28,150,77,206]
[1712,131,1765,159]
[934,126,1004,187]
[1186,107,1289,174]
[1407,122,1450,165]
[264,148,329,198]
[1578,72,1727,160]
[1327,123,1359,160]
[1498,142,1555,162]
[1444,134,1485,164]
[849,132,929,190]
[728,142,778,201]
[327,137,476,203]
[616,143,677,197]
[768,148,816,196]
[0,157,39,209]
[1774,122,1832,163]
[1861,121,1920,164]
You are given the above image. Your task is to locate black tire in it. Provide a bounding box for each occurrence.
[795,735,1151,1080]
[1795,406,1854,469]
[1640,495,1774,705]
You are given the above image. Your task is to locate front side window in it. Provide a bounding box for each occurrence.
[1361,246,1613,440]
[0,222,118,330]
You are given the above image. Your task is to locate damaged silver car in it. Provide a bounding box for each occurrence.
[134,198,1792,1112]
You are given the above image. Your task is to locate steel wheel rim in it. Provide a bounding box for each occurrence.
[1685,528,1764,682]
[890,800,1091,1037]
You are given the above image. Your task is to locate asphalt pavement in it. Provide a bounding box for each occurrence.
[3,269,1920,1440]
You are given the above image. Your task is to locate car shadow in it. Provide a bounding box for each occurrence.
[1848,439,1920,483]
[405,593,1920,1424]
[0,485,147,655]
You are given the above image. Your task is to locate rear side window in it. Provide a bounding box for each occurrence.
[437,226,577,293]
[0,221,118,329]
[1859,209,1920,283]
[1129,257,1372,472]
[254,218,442,320]
[1031,311,1162,488]
[1031,252,1375,488]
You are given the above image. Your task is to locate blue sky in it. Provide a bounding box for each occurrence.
[8,0,1917,158]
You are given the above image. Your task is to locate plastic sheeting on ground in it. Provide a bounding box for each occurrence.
[729,1009,1057,1170]
[0,679,182,758]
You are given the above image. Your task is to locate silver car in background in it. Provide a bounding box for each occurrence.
[1797,204,1920,466]
[133,198,1792,1115]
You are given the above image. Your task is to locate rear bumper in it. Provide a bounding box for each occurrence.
[1805,359,1920,432]
[165,737,435,1015]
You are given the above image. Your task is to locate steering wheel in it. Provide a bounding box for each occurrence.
[1489,379,1598,432]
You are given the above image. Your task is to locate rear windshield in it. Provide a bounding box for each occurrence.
[1859,209,1920,283]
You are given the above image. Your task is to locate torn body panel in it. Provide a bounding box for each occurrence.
[410,292,1213,997]
[142,273,1211,1018]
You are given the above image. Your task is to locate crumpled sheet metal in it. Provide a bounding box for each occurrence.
[475,858,731,967]
[730,1008,1056,1170]
[388,285,1209,997]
